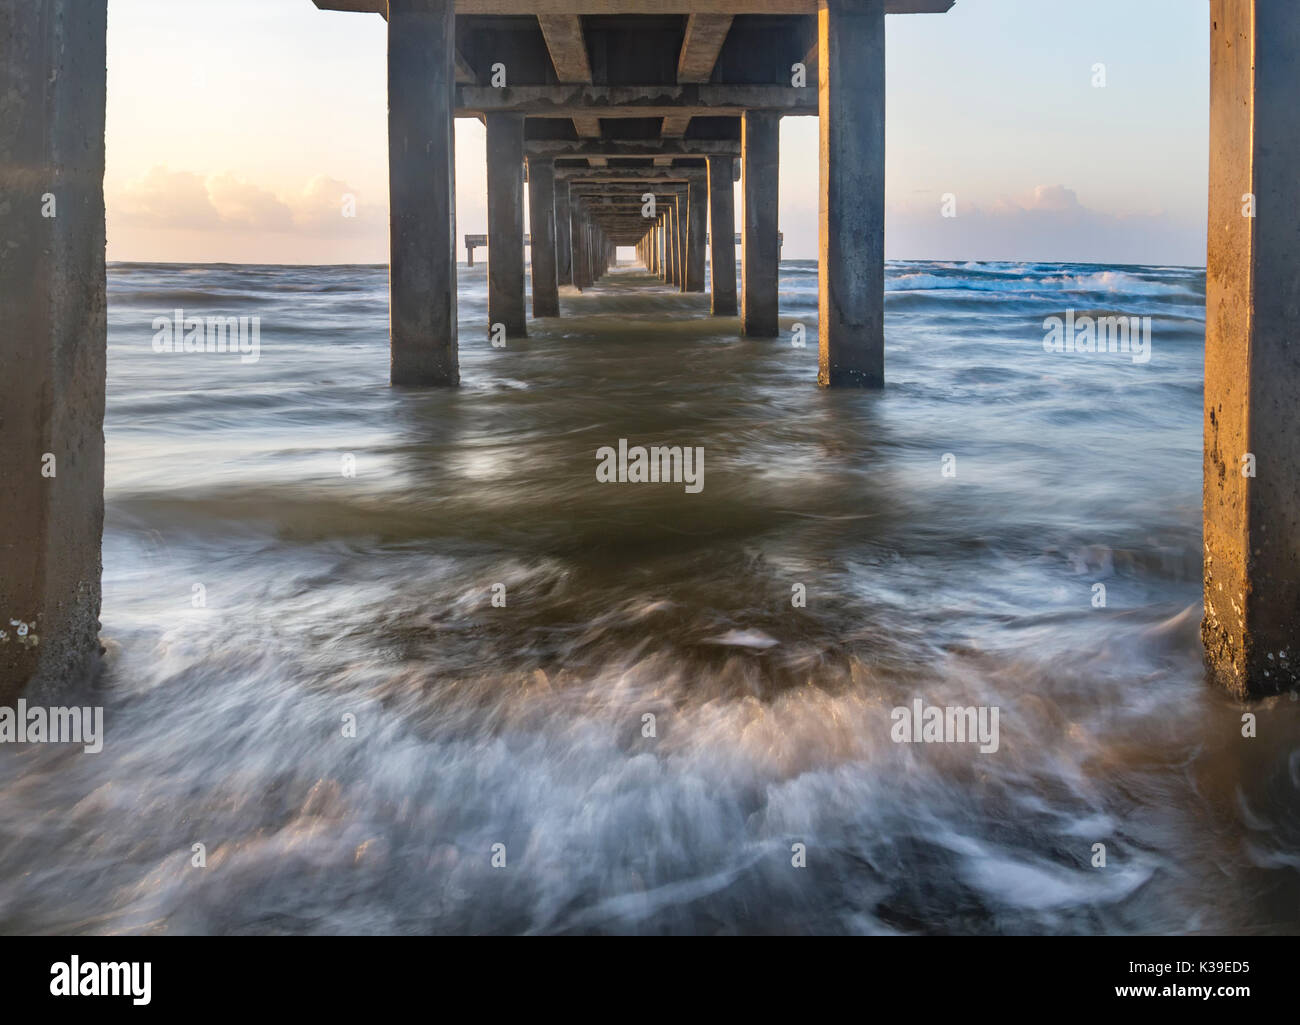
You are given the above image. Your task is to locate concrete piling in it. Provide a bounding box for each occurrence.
[0,0,108,703]
[817,0,886,388]
[555,178,573,288]
[486,112,527,337]
[527,156,560,318]
[686,174,707,293]
[1202,0,1300,699]
[741,110,780,337]
[572,205,590,290]
[674,193,688,291]
[707,155,738,315]
[387,0,458,386]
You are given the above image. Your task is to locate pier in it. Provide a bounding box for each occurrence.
[463,232,782,271]
[2,0,1298,701]
[354,0,941,383]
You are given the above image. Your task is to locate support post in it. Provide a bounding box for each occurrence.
[572,205,589,290]
[388,0,458,385]
[742,110,780,337]
[818,0,885,387]
[675,194,688,291]
[686,174,707,292]
[0,0,107,702]
[1203,0,1300,698]
[707,155,738,315]
[527,156,559,318]
[555,178,572,287]
[667,202,680,288]
[486,113,526,337]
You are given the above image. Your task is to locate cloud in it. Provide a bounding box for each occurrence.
[110,167,382,237]
[114,167,225,230]
[205,173,295,230]
[886,184,1205,266]
[1018,184,1083,214]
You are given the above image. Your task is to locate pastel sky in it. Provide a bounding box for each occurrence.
[105,0,1209,265]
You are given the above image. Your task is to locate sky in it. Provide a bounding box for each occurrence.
[104,0,1210,266]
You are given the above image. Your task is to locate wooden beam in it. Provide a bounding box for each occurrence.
[677,14,733,83]
[572,115,603,137]
[557,167,694,180]
[569,183,689,192]
[526,138,739,157]
[537,15,593,83]
[660,113,692,136]
[458,84,815,118]
[314,1,957,16]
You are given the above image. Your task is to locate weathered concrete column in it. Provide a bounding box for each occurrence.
[486,113,526,337]
[388,0,458,385]
[1203,0,1300,699]
[676,200,686,290]
[0,0,107,703]
[707,155,738,315]
[666,203,680,287]
[742,111,780,337]
[555,178,573,287]
[572,205,589,290]
[676,194,689,292]
[686,174,708,292]
[526,157,559,318]
[818,0,885,387]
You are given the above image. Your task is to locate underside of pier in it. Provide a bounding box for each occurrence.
[315,0,955,387]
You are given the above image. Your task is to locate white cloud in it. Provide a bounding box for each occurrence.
[886,184,1205,266]
[111,167,383,237]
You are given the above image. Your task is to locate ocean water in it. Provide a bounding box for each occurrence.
[3,258,1299,935]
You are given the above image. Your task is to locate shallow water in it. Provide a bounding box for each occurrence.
[3,259,1298,935]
